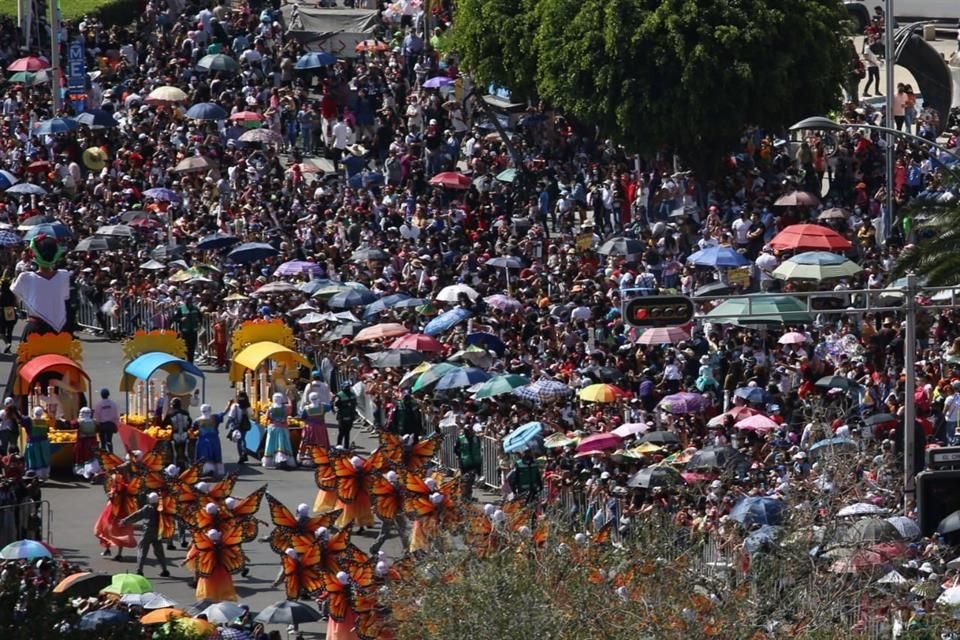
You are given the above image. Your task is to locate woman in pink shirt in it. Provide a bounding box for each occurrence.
[893,83,907,131]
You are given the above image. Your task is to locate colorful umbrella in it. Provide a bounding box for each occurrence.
[576,432,623,454]
[411,363,460,392]
[391,333,445,353]
[768,223,851,251]
[658,392,705,414]
[464,331,505,355]
[778,331,808,345]
[229,110,262,122]
[422,76,454,89]
[0,229,22,246]
[502,421,544,454]
[355,39,389,52]
[140,608,186,625]
[578,383,626,403]
[162,617,216,637]
[635,326,691,345]
[353,323,409,342]
[0,539,52,559]
[143,187,181,202]
[423,307,472,336]
[366,349,425,368]
[686,246,750,268]
[772,251,862,281]
[7,56,49,72]
[734,414,779,433]
[473,374,530,400]
[435,367,490,391]
[707,405,761,427]
[484,294,523,312]
[53,572,112,596]
[428,171,471,189]
[101,572,153,595]
[34,117,78,135]
[514,379,573,404]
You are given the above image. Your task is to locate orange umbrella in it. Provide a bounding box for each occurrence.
[353,323,409,342]
[140,608,186,625]
[53,572,112,596]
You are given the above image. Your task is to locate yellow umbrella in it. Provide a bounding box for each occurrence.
[578,383,626,403]
[224,293,249,302]
[82,146,107,171]
[631,442,663,454]
[162,616,215,637]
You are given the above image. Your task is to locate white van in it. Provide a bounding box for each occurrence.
[845,0,958,31]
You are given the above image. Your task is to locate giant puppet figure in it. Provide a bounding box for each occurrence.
[11,234,71,338]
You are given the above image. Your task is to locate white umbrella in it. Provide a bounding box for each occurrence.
[939,587,960,607]
[139,259,166,270]
[837,502,888,517]
[298,312,328,325]
[886,515,921,540]
[435,283,479,302]
[875,570,907,585]
[612,422,649,438]
[778,331,808,345]
[287,301,318,316]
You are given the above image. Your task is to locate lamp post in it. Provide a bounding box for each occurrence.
[883,0,895,247]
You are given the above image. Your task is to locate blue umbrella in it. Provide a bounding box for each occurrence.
[422,76,453,89]
[0,169,17,189]
[465,331,506,356]
[33,117,78,135]
[424,307,472,336]
[514,379,573,404]
[0,230,20,246]
[808,437,858,460]
[143,187,180,202]
[686,246,750,268]
[195,232,240,251]
[734,386,766,404]
[788,251,852,266]
[75,109,118,128]
[227,242,278,264]
[729,496,785,526]
[23,222,71,241]
[328,288,377,309]
[299,279,334,295]
[364,293,412,319]
[744,525,783,554]
[185,102,228,121]
[392,297,428,309]
[503,421,543,454]
[78,609,130,630]
[435,367,491,391]
[348,171,385,188]
[295,51,336,69]
[6,182,46,196]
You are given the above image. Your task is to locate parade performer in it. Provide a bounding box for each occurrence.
[186,524,246,602]
[263,393,296,469]
[120,491,170,577]
[93,465,139,559]
[164,397,193,468]
[404,474,463,554]
[378,431,442,474]
[73,406,98,480]
[272,546,324,600]
[266,494,340,555]
[154,463,201,551]
[194,403,224,476]
[334,382,358,449]
[24,406,52,479]
[322,566,377,640]
[299,370,332,412]
[298,392,330,463]
[369,470,410,555]
[177,475,238,548]
[311,445,341,514]
[11,234,70,337]
[332,450,387,530]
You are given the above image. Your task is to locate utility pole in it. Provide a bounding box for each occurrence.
[48,0,60,113]
[882,0,895,243]
[903,273,917,505]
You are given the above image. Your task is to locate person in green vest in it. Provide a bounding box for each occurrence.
[510,449,543,504]
[173,294,202,363]
[334,382,358,449]
[454,424,483,501]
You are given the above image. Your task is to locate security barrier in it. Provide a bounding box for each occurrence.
[481,435,501,490]
[436,423,460,471]
[0,499,52,547]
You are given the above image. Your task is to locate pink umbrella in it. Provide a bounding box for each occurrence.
[680,471,715,484]
[707,405,760,427]
[735,414,780,433]
[391,333,445,353]
[778,331,808,345]
[635,326,691,345]
[576,432,624,454]
[612,422,649,438]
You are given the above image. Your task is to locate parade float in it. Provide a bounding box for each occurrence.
[15,332,92,471]
[229,319,310,453]
[117,330,206,454]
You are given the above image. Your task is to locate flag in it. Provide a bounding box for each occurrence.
[118,422,157,455]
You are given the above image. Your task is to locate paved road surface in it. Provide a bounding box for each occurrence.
[1,330,479,637]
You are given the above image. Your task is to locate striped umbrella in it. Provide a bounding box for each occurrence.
[514,379,573,404]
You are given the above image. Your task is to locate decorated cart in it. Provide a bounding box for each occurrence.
[117,330,205,455]
[229,319,310,453]
[15,333,92,471]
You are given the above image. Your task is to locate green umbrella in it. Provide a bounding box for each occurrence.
[101,573,153,595]
[705,295,812,326]
[496,168,516,183]
[416,303,438,316]
[8,71,41,85]
[412,363,460,393]
[474,374,530,399]
[312,284,351,299]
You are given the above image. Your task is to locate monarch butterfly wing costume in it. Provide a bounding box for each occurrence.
[377,432,404,466]
[310,446,338,492]
[135,447,168,477]
[332,455,362,504]
[230,485,267,542]
[95,450,126,475]
[403,432,443,472]
[266,494,299,554]
[108,474,142,519]
[368,475,402,521]
[206,473,239,500]
[191,526,244,578]
[463,509,494,556]
[322,573,351,622]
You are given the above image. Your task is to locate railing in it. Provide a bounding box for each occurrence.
[0,499,52,548]
[481,435,502,490]
[436,423,459,471]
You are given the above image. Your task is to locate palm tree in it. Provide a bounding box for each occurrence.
[892,194,960,285]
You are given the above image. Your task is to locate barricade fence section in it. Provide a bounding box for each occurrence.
[481,435,501,490]
[0,499,52,548]
[436,423,459,472]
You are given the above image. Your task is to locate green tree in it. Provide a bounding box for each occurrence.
[892,197,960,285]
[450,0,851,168]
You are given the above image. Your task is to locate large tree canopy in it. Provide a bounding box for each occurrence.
[450,0,850,164]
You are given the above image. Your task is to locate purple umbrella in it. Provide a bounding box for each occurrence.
[274,260,324,278]
[143,187,180,203]
[423,76,453,89]
[484,294,523,312]
[658,392,705,414]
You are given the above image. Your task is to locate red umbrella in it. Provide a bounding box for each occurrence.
[391,333,445,353]
[128,217,162,229]
[26,160,50,174]
[734,414,779,433]
[576,432,624,454]
[229,111,262,122]
[635,326,691,345]
[768,224,852,251]
[428,172,471,189]
[353,323,409,342]
[680,471,714,484]
[8,56,49,72]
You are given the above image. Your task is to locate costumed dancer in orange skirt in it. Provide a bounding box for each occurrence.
[185,523,246,602]
[310,445,340,514]
[323,567,377,640]
[332,451,388,530]
[404,474,463,554]
[93,466,140,559]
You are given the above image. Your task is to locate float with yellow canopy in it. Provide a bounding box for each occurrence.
[118,330,205,454]
[15,332,92,470]
[229,319,310,453]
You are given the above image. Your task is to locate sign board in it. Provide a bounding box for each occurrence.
[67,40,85,91]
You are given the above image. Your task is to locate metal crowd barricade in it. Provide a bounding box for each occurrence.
[480,435,501,490]
[436,423,460,471]
[0,499,52,548]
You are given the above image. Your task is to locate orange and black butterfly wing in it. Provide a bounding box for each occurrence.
[95,450,125,475]
[192,533,217,577]
[592,521,611,546]
[138,447,167,474]
[267,494,299,529]
[333,457,360,503]
[356,612,391,640]
[404,432,442,471]
[306,511,341,531]
[178,463,203,487]
[402,474,431,497]
[322,575,350,622]
[364,448,389,473]
[315,463,338,492]
[377,432,404,465]
[207,473,238,500]
[281,554,303,599]
[402,495,435,520]
[218,523,247,574]
[464,511,493,551]
[369,476,400,520]
[307,444,331,468]
[233,485,267,517]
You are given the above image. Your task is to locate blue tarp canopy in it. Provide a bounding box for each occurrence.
[120,351,205,392]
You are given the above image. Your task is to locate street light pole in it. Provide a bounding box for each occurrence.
[903,273,917,508]
[883,0,895,245]
[48,0,60,113]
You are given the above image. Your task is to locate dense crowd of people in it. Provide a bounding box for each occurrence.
[0,0,958,635]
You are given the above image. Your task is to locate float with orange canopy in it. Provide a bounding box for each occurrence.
[229,319,310,453]
[117,330,205,455]
[14,332,92,470]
